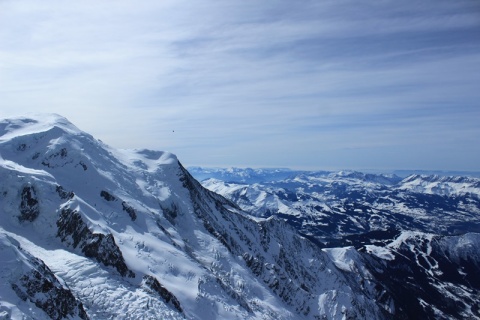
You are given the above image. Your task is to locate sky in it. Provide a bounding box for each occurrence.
[1,0,479,172]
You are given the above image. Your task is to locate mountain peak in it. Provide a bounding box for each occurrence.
[1,115,479,320]
[0,113,82,141]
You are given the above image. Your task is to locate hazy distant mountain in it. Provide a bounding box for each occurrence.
[195,168,480,246]
[393,170,480,178]
[187,166,311,183]
[188,166,480,181]
[0,114,479,319]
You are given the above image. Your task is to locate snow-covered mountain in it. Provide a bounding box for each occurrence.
[398,174,480,196]
[362,231,480,319]
[0,115,385,319]
[197,169,480,247]
[1,115,479,319]
[195,168,480,318]
[187,167,309,184]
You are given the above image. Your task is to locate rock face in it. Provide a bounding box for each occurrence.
[12,267,89,320]
[177,165,388,319]
[19,184,39,222]
[100,190,137,220]
[56,208,134,278]
[0,114,479,320]
[100,190,116,202]
[56,185,75,200]
[142,275,183,313]
[121,201,137,221]
[0,234,88,320]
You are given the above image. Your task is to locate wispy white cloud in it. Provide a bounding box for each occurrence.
[0,0,479,171]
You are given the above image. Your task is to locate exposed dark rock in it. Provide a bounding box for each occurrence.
[19,185,39,222]
[122,201,137,221]
[10,250,89,319]
[100,191,136,221]
[142,275,183,314]
[100,190,116,202]
[57,208,134,278]
[77,161,88,171]
[41,148,72,168]
[56,185,75,200]
[59,148,68,158]
[161,203,178,224]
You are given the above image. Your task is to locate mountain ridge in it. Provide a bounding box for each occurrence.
[0,114,479,319]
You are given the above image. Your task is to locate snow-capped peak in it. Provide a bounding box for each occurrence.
[1,114,479,320]
[1,114,390,319]
[0,114,83,141]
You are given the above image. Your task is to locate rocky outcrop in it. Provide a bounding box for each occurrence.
[19,184,39,222]
[142,275,183,314]
[12,269,89,320]
[100,190,116,202]
[6,238,89,320]
[56,185,75,200]
[56,208,134,278]
[100,191,137,221]
[41,147,72,168]
[161,202,179,224]
[122,201,137,221]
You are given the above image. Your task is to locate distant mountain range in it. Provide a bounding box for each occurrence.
[193,168,480,246]
[0,114,478,319]
[188,166,480,181]
[392,170,480,178]
[192,167,480,319]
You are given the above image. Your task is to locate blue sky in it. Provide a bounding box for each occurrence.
[1,0,479,171]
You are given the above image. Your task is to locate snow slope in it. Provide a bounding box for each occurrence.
[0,114,388,319]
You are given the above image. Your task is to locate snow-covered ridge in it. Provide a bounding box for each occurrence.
[398,174,480,196]
[1,114,479,320]
[0,113,83,141]
[0,114,389,319]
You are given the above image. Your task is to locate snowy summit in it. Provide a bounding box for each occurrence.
[0,114,479,320]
